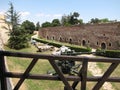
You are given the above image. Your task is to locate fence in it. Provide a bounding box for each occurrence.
[0,50,120,90]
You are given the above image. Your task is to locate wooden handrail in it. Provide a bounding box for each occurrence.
[0,50,120,90]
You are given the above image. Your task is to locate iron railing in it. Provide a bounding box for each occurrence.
[0,50,120,90]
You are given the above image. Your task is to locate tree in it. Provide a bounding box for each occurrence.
[100,18,109,23]
[21,20,35,34]
[41,21,52,27]
[5,2,29,49]
[61,12,81,26]
[8,27,29,49]
[61,15,69,26]
[90,18,100,24]
[73,12,79,19]
[90,18,111,24]
[35,22,40,31]
[78,19,83,24]
[4,2,20,32]
[52,19,61,26]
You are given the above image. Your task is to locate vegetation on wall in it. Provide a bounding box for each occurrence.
[89,18,116,24]
[41,12,83,27]
[61,12,83,26]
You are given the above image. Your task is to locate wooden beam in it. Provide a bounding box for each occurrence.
[14,58,38,90]
[0,56,7,90]
[93,63,119,90]
[5,72,120,82]
[81,59,88,90]
[49,59,73,90]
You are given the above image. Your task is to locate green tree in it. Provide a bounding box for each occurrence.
[90,18,100,24]
[8,27,29,49]
[41,21,52,27]
[4,2,20,32]
[90,18,111,24]
[78,19,83,24]
[61,12,80,26]
[21,20,35,34]
[35,22,40,31]
[52,19,61,26]
[100,18,109,23]
[5,2,29,49]
[73,12,79,19]
[61,15,69,26]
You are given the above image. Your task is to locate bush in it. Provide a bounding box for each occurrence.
[96,49,120,58]
[33,38,91,52]
[105,50,120,58]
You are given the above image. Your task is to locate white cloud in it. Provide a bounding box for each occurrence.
[45,14,51,17]
[36,13,62,18]
[0,11,5,15]
[53,14,62,18]
[36,13,44,17]
[20,11,30,17]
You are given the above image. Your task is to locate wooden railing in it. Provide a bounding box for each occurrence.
[0,50,120,90]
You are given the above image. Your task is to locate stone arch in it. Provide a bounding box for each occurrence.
[109,42,112,47]
[59,37,62,42]
[69,38,72,44]
[101,42,106,49]
[46,36,49,39]
[82,40,86,46]
[52,36,55,40]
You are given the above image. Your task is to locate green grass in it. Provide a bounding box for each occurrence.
[96,62,120,90]
[4,44,103,90]
[5,45,66,90]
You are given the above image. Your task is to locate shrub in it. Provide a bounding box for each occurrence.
[33,38,91,52]
[105,50,120,58]
[96,49,120,58]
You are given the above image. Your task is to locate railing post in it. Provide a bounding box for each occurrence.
[49,59,73,90]
[0,55,7,90]
[81,58,88,90]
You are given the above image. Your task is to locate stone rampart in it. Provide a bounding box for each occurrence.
[39,22,120,50]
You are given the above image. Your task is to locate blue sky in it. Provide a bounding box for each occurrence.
[0,0,120,24]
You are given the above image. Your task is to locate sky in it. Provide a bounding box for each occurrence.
[0,0,120,25]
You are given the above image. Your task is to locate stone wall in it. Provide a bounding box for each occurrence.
[39,22,120,50]
[0,14,9,44]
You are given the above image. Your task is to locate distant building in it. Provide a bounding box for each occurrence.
[39,22,120,50]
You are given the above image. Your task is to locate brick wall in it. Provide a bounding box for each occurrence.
[39,22,120,50]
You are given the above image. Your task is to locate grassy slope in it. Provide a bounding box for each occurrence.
[5,44,119,90]
[5,45,71,90]
[96,62,120,90]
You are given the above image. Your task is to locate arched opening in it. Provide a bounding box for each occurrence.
[109,43,112,47]
[69,38,72,44]
[52,36,55,40]
[47,36,49,39]
[88,40,89,43]
[97,42,99,45]
[82,40,86,46]
[59,37,62,42]
[101,43,106,49]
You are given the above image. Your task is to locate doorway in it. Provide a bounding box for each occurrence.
[101,43,106,49]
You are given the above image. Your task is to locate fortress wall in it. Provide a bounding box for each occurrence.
[39,22,120,50]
